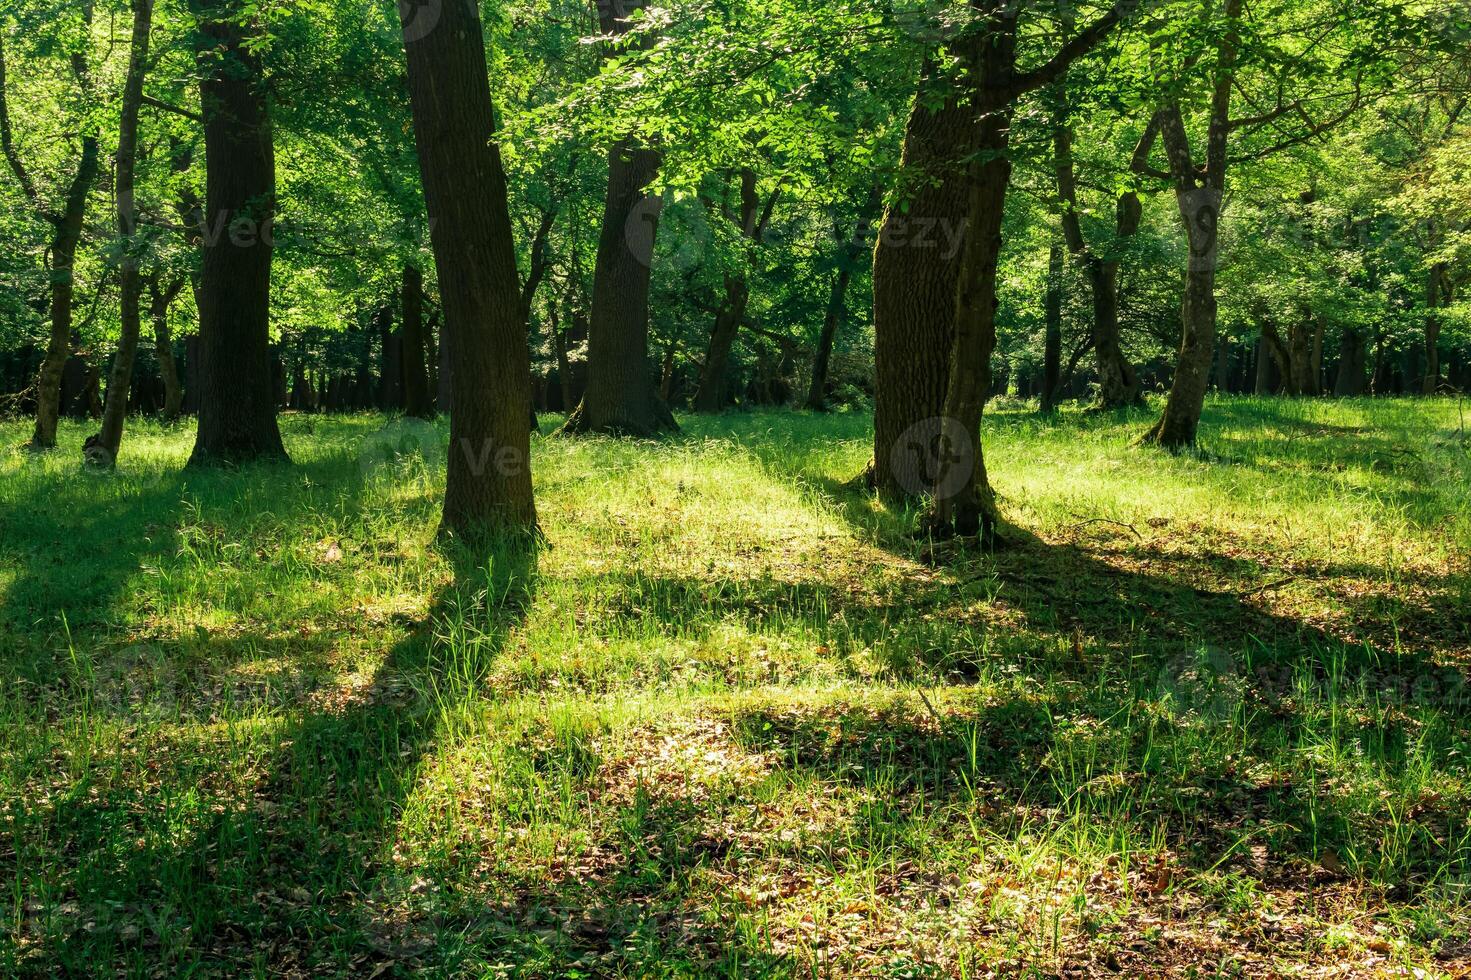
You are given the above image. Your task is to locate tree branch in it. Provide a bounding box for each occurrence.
[1013,0,1142,95]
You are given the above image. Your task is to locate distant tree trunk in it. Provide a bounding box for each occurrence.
[401,263,433,419]
[807,187,881,411]
[1253,336,1271,395]
[28,148,99,451]
[1053,101,1155,410]
[1425,262,1449,394]
[148,276,186,421]
[871,59,970,497]
[1212,334,1232,393]
[694,167,778,413]
[376,305,402,411]
[1040,240,1064,413]
[400,0,536,538]
[1142,0,1241,450]
[561,1,674,437]
[186,0,287,466]
[1334,328,1367,396]
[1309,316,1325,395]
[0,26,102,450]
[92,0,153,467]
[694,277,748,412]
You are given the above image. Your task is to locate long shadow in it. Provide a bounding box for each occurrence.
[13,538,537,975]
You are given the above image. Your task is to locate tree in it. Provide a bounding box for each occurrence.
[186,0,287,465]
[0,8,101,450]
[91,0,154,467]
[560,0,676,437]
[929,0,1139,540]
[400,0,536,538]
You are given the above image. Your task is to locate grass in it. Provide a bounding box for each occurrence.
[1,396,1469,977]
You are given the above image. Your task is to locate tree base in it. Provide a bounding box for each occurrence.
[556,396,679,438]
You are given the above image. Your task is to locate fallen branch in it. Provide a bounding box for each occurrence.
[1067,515,1143,541]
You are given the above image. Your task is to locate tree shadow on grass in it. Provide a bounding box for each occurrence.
[11,539,538,976]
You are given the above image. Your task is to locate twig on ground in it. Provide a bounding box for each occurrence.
[1240,577,1296,597]
[1068,515,1144,541]
[914,687,946,728]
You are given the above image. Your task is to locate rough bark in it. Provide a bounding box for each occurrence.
[1142,0,1241,449]
[870,59,971,498]
[186,0,287,466]
[92,0,153,467]
[401,263,434,419]
[560,1,674,437]
[401,0,536,539]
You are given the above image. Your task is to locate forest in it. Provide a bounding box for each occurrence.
[2,0,1470,975]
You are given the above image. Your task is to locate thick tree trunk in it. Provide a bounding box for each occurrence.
[401,0,535,539]
[559,138,673,435]
[561,2,674,437]
[1334,328,1367,396]
[807,188,881,411]
[401,263,433,419]
[92,0,153,467]
[871,60,971,497]
[149,277,186,421]
[1040,240,1064,413]
[186,0,287,466]
[931,16,1016,542]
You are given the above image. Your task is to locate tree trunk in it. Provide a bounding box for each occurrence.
[149,277,186,421]
[807,187,881,411]
[1425,262,1448,394]
[401,263,433,419]
[186,0,287,466]
[376,305,402,411]
[871,59,971,497]
[1142,182,1221,448]
[930,17,1017,542]
[1053,103,1153,410]
[401,0,535,539]
[1141,0,1240,449]
[1334,328,1367,396]
[92,0,153,467]
[694,167,777,413]
[693,276,748,412]
[1040,240,1064,413]
[29,139,99,450]
[561,2,674,437]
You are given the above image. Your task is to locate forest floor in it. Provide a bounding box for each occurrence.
[1,397,1469,978]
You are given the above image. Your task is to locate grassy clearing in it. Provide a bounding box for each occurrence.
[1,397,1469,977]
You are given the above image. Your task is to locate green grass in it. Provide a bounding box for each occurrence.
[1,397,1469,977]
